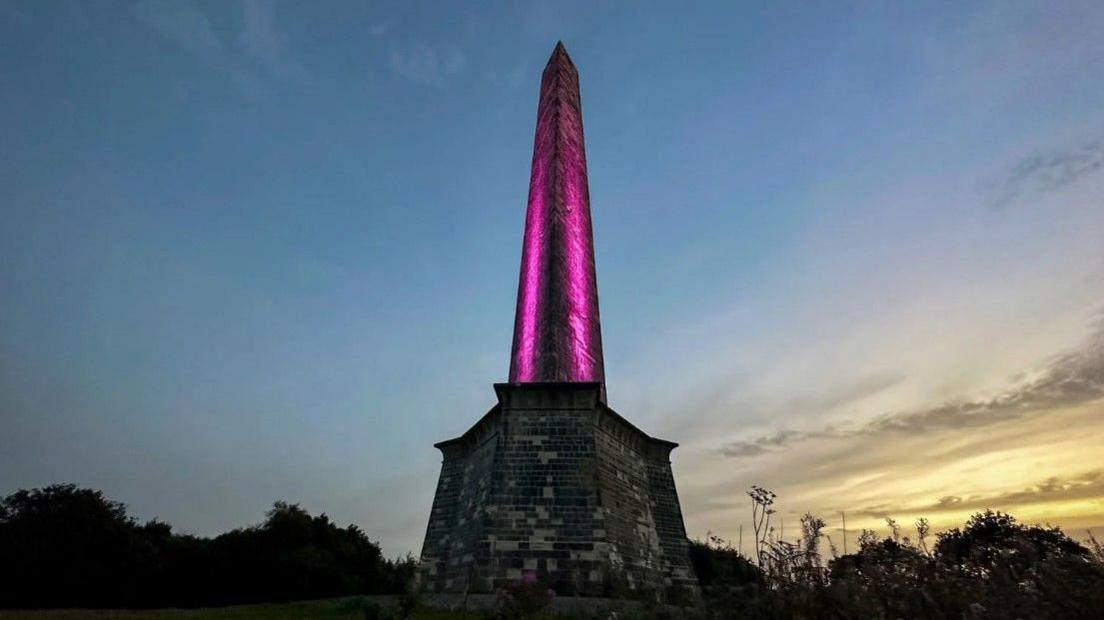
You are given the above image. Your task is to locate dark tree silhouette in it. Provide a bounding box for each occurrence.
[4,483,1103,617]
[0,484,414,609]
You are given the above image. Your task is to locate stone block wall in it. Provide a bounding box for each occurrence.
[419,383,697,600]
[645,446,697,588]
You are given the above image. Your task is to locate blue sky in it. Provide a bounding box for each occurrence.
[2,0,1103,555]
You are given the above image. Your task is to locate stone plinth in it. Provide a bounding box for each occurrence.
[419,383,697,600]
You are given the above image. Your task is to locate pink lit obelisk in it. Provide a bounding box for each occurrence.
[508,42,606,399]
[420,43,698,598]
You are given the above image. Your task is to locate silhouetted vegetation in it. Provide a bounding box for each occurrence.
[0,484,416,610]
[694,487,1104,619]
[4,483,1104,618]
[688,534,762,590]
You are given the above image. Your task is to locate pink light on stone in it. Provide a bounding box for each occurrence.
[508,42,606,400]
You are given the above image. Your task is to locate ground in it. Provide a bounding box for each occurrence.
[0,598,462,620]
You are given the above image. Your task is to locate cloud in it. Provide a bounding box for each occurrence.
[132,0,301,99]
[389,45,466,87]
[988,140,1104,209]
[240,0,278,63]
[782,372,905,415]
[132,0,221,58]
[936,495,963,509]
[852,469,1104,519]
[721,317,1104,459]
[722,428,838,458]
[239,0,301,79]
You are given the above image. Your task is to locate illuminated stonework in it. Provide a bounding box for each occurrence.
[419,43,696,602]
[509,42,605,399]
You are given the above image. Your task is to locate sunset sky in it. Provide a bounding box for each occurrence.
[2,0,1102,556]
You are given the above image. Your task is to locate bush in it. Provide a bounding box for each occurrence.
[700,491,1104,620]
[0,484,416,609]
[688,534,762,589]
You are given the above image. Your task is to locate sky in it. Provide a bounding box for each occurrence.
[1,0,1102,557]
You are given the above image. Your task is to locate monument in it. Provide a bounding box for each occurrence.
[419,43,697,601]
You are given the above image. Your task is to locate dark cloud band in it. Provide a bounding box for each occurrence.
[722,317,1104,459]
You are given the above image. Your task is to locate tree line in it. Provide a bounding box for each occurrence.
[4,483,1104,617]
[0,484,415,609]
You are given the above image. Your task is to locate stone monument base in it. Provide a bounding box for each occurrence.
[419,382,697,601]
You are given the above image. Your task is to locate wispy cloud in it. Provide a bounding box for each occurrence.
[852,469,1104,519]
[722,318,1104,459]
[721,427,838,459]
[132,0,221,58]
[239,0,301,79]
[988,140,1104,209]
[389,45,466,88]
[782,372,905,415]
[132,0,301,99]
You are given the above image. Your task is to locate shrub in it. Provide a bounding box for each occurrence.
[696,488,1104,619]
[0,484,416,609]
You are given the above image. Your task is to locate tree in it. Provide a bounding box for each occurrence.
[0,485,413,609]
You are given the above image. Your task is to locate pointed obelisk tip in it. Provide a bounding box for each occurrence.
[547,40,573,67]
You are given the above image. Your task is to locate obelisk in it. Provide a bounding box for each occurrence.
[419,43,697,603]
[509,42,606,400]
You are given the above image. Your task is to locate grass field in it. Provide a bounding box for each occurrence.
[0,598,465,620]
